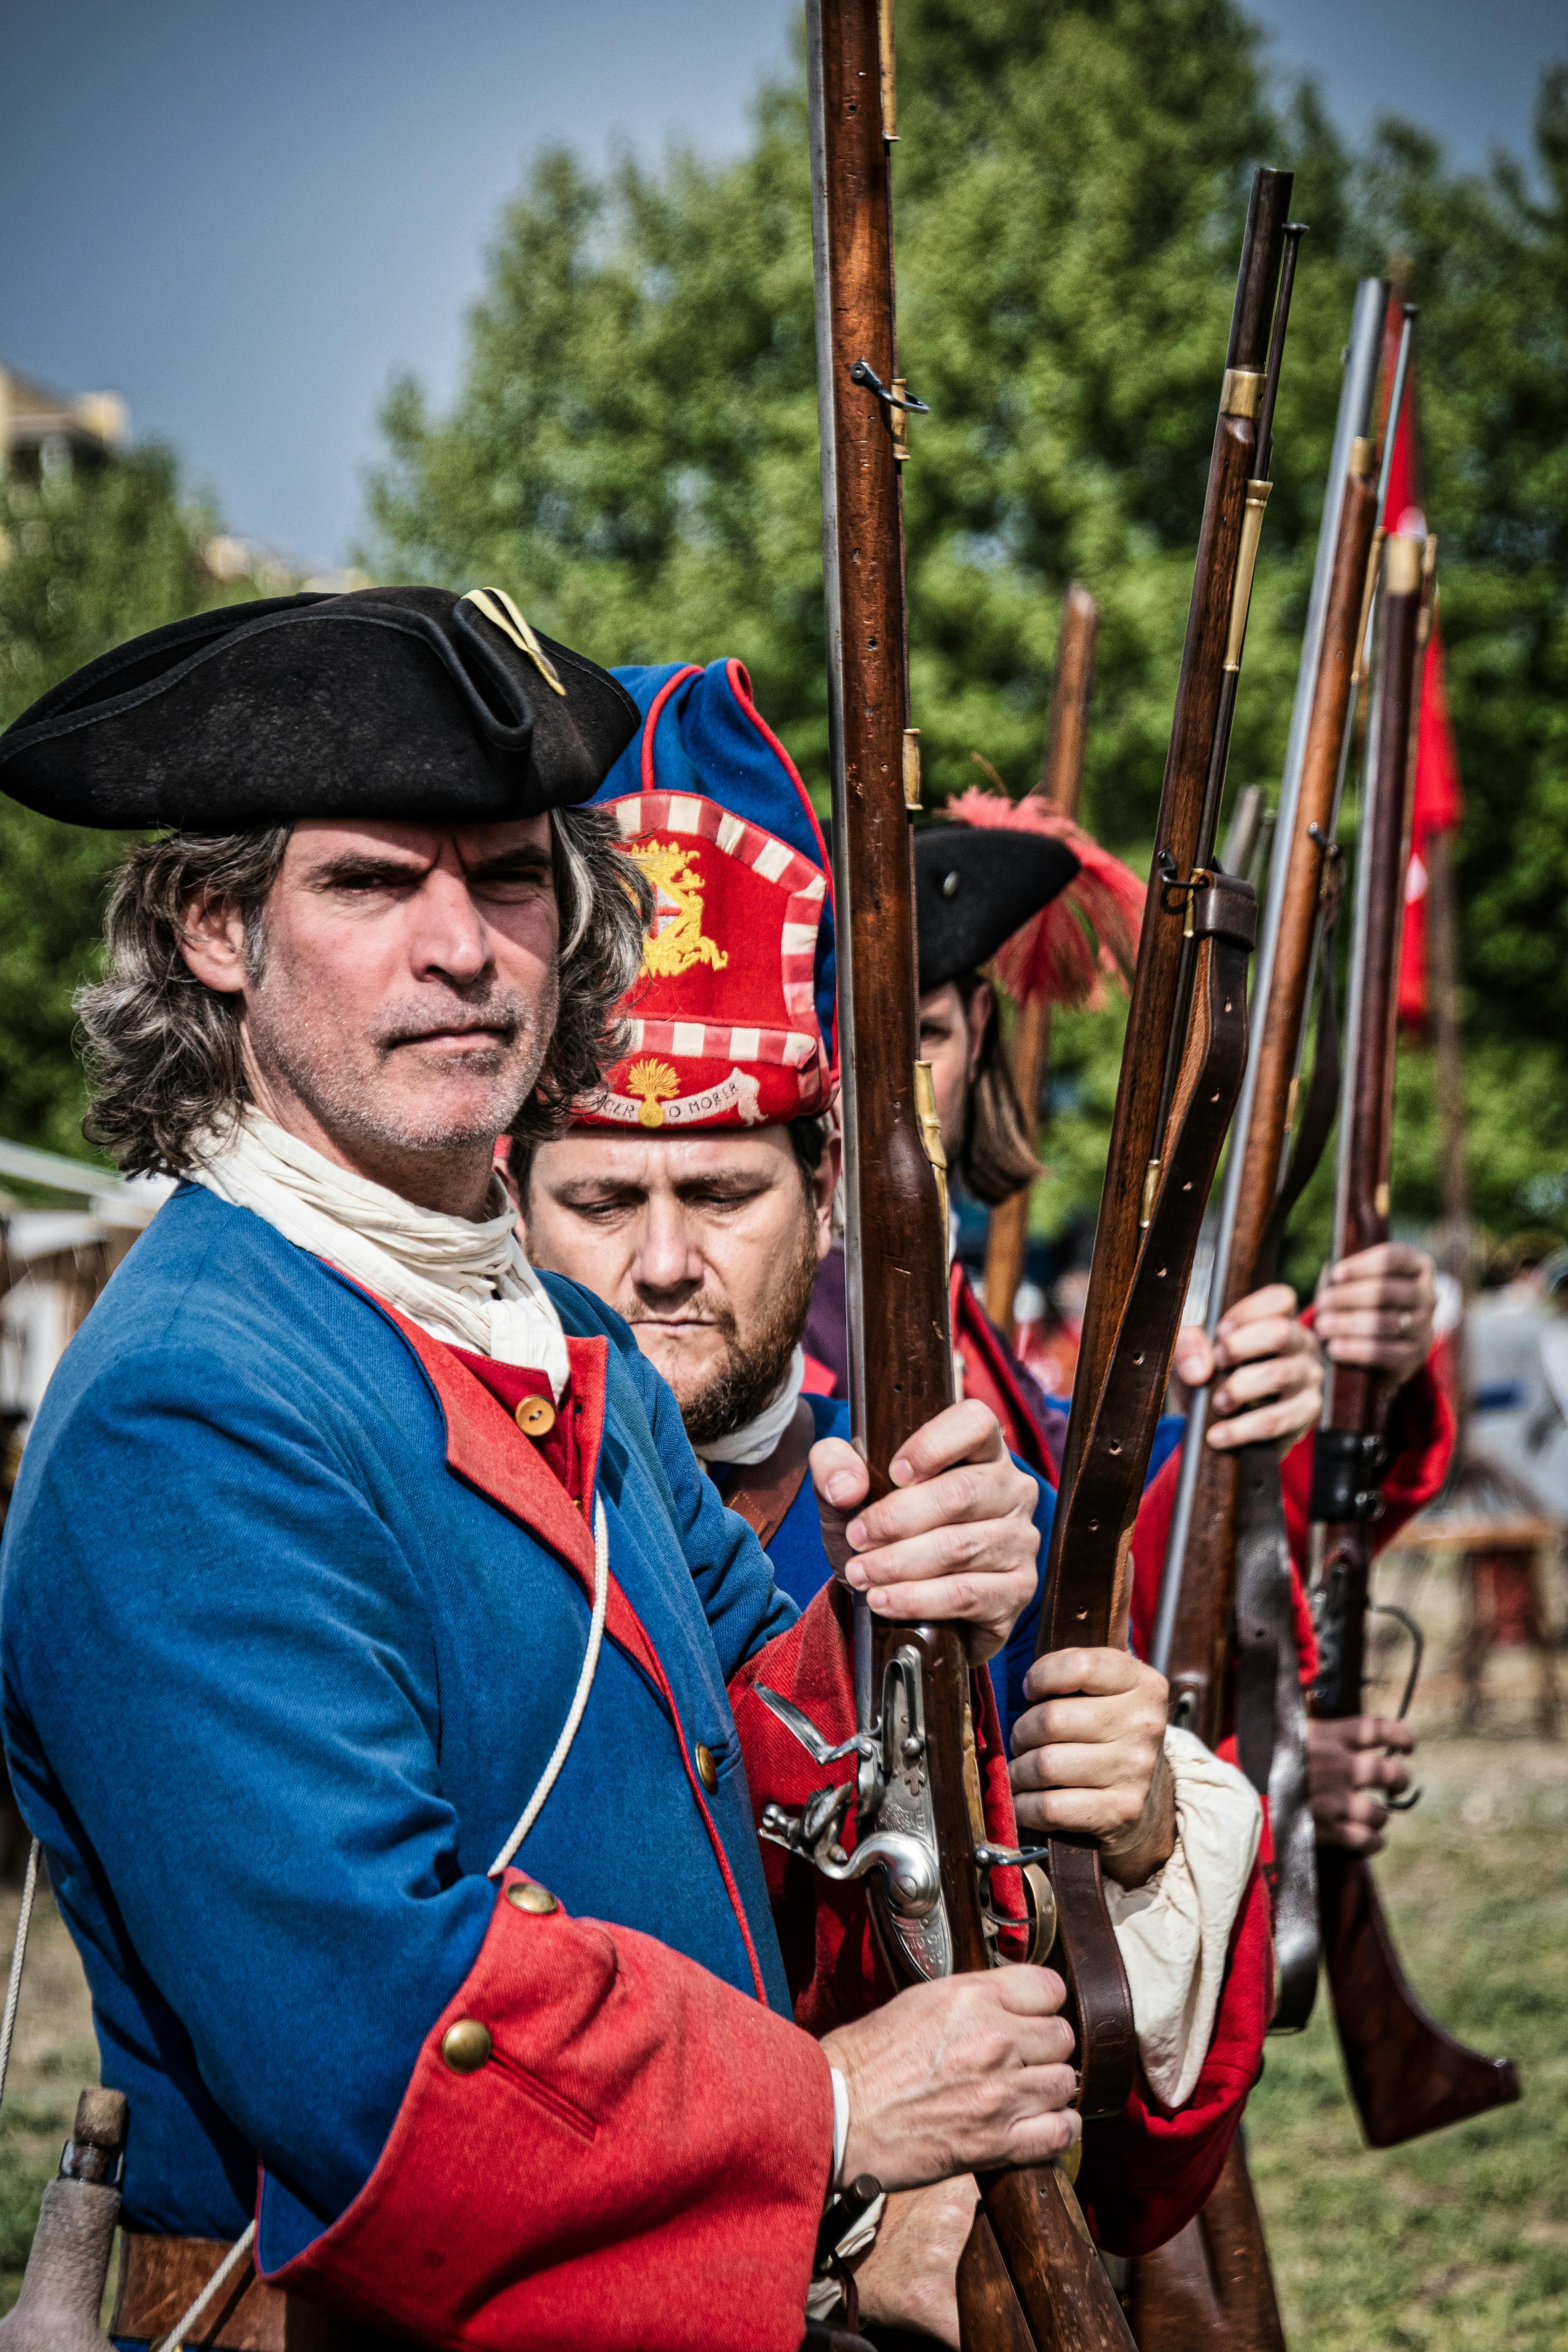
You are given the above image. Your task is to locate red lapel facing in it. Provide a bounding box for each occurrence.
[357,1291,599,1590]
[345,1283,666,1687]
[329,1271,774,2005]
[565,1335,608,1515]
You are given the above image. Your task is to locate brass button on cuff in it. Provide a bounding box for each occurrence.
[515,1396,556,1437]
[506,1882,559,1915]
[695,1743,719,1794]
[441,2018,492,2074]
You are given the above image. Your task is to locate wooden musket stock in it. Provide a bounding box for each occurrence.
[1309,530,1521,2147]
[1049,172,1290,1528]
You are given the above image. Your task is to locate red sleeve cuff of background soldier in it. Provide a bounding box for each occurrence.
[1281,1350,1453,1570]
[730,1585,1026,2031]
[1128,1445,1181,1660]
[1075,1858,1272,2255]
[265,1870,832,2352]
[1375,1356,1455,1544]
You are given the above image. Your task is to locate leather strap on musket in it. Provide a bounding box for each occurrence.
[717,1398,818,1551]
[1251,910,1343,1296]
[1190,870,1258,950]
[112,2230,380,2351]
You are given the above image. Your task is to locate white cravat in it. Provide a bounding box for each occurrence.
[692,1345,807,1467]
[188,1110,569,1397]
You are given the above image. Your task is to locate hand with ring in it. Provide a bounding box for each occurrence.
[1314,1243,1437,1391]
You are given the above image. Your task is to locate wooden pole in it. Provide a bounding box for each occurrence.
[983,584,1100,1340]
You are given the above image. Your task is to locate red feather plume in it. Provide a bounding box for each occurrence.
[943,779,1144,1014]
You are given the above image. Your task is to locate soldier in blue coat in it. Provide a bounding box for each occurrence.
[0,591,1081,2352]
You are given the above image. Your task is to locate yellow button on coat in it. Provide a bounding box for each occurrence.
[507,1883,559,1915]
[441,2019,492,2074]
[515,1396,556,1437]
[695,1743,719,1794]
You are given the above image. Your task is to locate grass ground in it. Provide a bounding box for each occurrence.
[1249,1545,1568,2350]
[0,1559,1561,2343]
[1249,1735,1568,2349]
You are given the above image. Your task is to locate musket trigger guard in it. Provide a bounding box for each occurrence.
[848,357,930,414]
[971,1843,1054,1946]
[1369,1602,1424,1805]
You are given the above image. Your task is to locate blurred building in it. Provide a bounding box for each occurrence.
[0,360,128,479]
[0,1141,172,1496]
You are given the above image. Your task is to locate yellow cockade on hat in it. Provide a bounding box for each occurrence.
[462,587,566,697]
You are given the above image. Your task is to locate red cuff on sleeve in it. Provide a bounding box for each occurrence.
[267,1870,833,2352]
[1075,1859,1272,2255]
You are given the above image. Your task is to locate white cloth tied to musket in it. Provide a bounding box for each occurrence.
[189,1109,569,1397]
[1106,1724,1262,2109]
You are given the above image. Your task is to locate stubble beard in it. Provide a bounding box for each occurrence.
[243,962,559,1170]
[642,1207,820,1450]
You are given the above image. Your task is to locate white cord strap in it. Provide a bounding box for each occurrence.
[488,1494,609,1878]
[150,2218,257,2352]
[0,1837,41,2114]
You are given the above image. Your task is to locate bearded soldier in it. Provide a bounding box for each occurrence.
[0,589,1155,2352]
[519,657,1277,2329]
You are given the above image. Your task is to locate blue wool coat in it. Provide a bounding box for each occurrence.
[0,1187,802,2269]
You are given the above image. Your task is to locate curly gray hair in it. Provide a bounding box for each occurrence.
[76,806,653,1178]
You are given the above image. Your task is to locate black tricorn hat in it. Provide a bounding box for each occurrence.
[915,822,1081,996]
[0,584,640,831]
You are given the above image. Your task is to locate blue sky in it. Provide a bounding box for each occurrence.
[3,1,1560,568]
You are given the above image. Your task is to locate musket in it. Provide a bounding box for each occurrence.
[984,585,1101,1345]
[1150,281,1392,1717]
[1308,526,1522,2147]
[1149,288,1411,2029]
[765,8,1140,2345]
[1127,275,1399,2352]
[1025,161,1296,2097]
[977,167,1297,2347]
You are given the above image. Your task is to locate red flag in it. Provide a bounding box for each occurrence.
[1376,294,1464,1030]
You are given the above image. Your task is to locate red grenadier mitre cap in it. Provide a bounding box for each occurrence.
[578,660,838,1132]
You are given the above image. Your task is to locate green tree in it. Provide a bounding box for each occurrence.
[0,449,274,1158]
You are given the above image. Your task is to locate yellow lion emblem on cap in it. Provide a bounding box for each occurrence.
[627,839,730,980]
